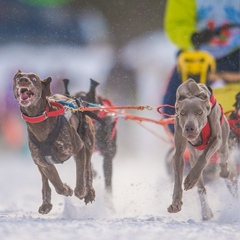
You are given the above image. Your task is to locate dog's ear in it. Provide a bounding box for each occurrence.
[175,102,179,114]
[188,80,201,96]
[14,70,22,79]
[42,77,52,96]
[197,91,208,100]
[188,81,210,100]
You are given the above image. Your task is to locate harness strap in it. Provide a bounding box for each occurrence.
[228,112,240,136]
[28,115,68,164]
[189,90,223,150]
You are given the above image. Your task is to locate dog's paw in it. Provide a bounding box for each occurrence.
[167,202,182,213]
[38,203,53,214]
[224,179,238,198]
[74,187,88,200]
[219,169,230,179]
[202,208,214,221]
[84,188,96,205]
[184,173,199,190]
[62,184,73,197]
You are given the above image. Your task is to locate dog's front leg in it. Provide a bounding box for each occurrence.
[184,135,222,190]
[39,164,73,197]
[37,166,53,214]
[168,120,187,213]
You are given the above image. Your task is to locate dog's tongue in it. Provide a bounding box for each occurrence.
[21,91,30,100]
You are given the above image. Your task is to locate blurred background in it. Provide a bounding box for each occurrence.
[0,0,176,160]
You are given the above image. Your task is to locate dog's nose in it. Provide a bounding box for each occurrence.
[185,122,195,133]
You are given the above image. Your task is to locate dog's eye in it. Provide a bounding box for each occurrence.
[32,77,37,82]
[197,110,203,115]
[180,111,185,116]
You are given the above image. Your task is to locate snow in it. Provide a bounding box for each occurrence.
[1,33,240,240]
[1,122,240,240]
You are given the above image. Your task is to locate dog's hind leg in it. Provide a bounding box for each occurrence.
[84,144,96,204]
[74,147,88,200]
[103,153,114,194]
[197,177,214,221]
[101,136,117,195]
[218,132,238,198]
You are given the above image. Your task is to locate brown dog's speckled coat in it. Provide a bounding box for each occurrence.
[13,70,95,214]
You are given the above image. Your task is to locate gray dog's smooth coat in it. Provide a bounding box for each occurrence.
[13,70,95,214]
[168,78,237,220]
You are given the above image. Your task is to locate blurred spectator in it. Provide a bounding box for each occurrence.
[162,0,240,133]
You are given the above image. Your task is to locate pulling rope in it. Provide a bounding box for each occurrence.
[67,102,176,144]
[70,105,153,113]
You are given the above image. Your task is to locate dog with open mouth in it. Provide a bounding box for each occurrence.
[13,70,95,214]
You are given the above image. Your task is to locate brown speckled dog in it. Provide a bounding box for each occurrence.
[13,70,95,214]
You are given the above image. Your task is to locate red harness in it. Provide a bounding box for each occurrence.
[228,113,240,136]
[21,101,65,123]
[95,97,118,141]
[190,92,224,151]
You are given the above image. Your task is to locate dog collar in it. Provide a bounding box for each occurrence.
[21,101,65,123]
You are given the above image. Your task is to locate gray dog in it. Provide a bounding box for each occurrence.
[13,70,95,214]
[168,78,237,220]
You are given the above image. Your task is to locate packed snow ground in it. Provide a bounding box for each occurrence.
[1,121,240,240]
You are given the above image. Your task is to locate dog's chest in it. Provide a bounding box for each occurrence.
[30,126,81,165]
[29,112,82,165]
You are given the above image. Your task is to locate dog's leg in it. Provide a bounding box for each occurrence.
[74,147,88,200]
[103,154,114,194]
[74,117,95,204]
[40,165,73,196]
[219,146,238,198]
[218,123,238,198]
[197,177,214,221]
[38,166,53,214]
[168,120,187,213]
[74,146,95,203]
[83,118,96,204]
[96,118,117,195]
[84,144,96,204]
[188,150,213,220]
[37,165,73,214]
[184,134,222,190]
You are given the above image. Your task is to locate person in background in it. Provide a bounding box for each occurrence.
[162,0,240,134]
